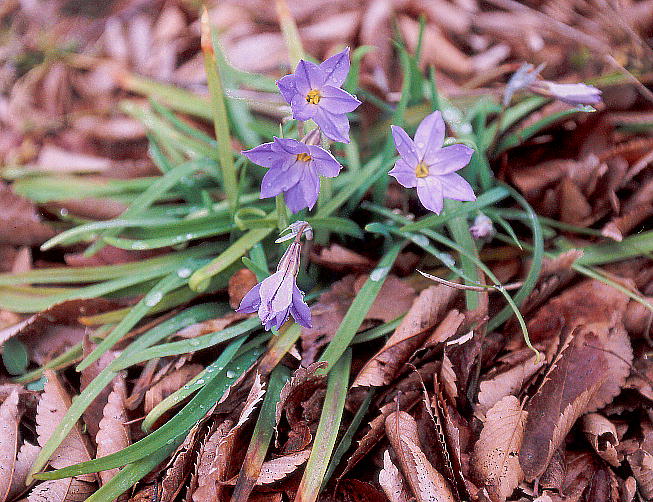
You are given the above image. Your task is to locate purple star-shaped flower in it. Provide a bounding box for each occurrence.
[276,48,361,143]
[530,81,602,106]
[242,137,342,213]
[388,111,476,214]
[237,240,311,330]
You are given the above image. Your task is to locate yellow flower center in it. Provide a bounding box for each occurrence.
[296,153,312,162]
[415,162,429,178]
[305,90,321,105]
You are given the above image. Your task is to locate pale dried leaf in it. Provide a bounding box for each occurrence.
[628,449,653,500]
[0,182,54,246]
[144,364,203,414]
[27,478,95,502]
[36,371,95,482]
[95,376,130,485]
[160,422,202,502]
[354,285,457,387]
[7,442,40,501]
[228,269,258,309]
[379,450,410,502]
[0,391,20,502]
[581,413,619,467]
[440,353,458,402]
[385,410,457,502]
[471,396,527,502]
[224,450,310,486]
[191,420,233,502]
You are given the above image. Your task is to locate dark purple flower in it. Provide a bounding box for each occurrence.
[529,81,602,106]
[237,235,312,331]
[389,111,475,214]
[276,48,361,143]
[242,136,342,213]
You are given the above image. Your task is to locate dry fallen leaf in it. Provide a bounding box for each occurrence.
[191,419,234,502]
[144,364,203,414]
[95,375,131,486]
[471,395,527,502]
[27,477,96,502]
[7,441,40,501]
[628,449,653,500]
[224,449,310,486]
[581,413,620,467]
[379,449,411,502]
[228,268,258,309]
[0,182,54,246]
[385,410,457,502]
[354,285,457,387]
[0,391,20,502]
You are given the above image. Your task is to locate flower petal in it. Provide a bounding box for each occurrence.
[308,145,342,177]
[260,160,302,198]
[276,73,297,104]
[294,60,326,94]
[414,111,445,161]
[319,85,361,114]
[236,283,261,313]
[273,137,309,155]
[259,270,294,316]
[241,142,278,168]
[390,125,418,165]
[439,172,476,202]
[319,47,350,87]
[425,144,474,174]
[314,108,351,143]
[290,94,316,121]
[389,158,417,188]
[290,285,312,328]
[416,177,444,214]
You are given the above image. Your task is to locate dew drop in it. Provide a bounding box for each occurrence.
[196,379,205,385]
[186,233,194,240]
[370,266,390,281]
[131,241,148,250]
[226,370,236,378]
[440,253,455,267]
[144,291,163,307]
[59,208,69,217]
[189,339,200,347]
[177,268,192,278]
[411,234,429,247]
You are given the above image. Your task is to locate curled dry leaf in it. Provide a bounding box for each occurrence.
[0,182,54,246]
[7,441,40,501]
[0,391,20,502]
[581,413,619,467]
[27,478,96,502]
[385,410,457,502]
[379,449,411,502]
[160,421,203,502]
[353,285,457,387]
[176,312,252,339]
[302,274,416,365]
[519,329,609,481]
[191,419,233,502]
[476,354,545,418]
[224,449,310,486]
[36,370,95,481]
[95,376,130,486]
[228,268,258,309]
[471,395,527,502]
[309,244,374,272]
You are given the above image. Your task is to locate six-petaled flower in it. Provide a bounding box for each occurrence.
[276,48,361,143]
[237,223,312,331]
[242,136,342,214]
[388,111,476,214]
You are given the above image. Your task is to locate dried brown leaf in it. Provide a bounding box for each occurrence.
[476,355,544,418]
[628,449,653,500]
[385,410,457,502]
[440,352,458,403]
[95,376,130,485]
[0,182,54,246]
[228,268,258,309]
[144,364,203,414]
[0,391,20,502]
[471,396,527,502]
[160,421,203,502]
[354,285,457,387]
[309,244,374,272]
[191,420,233,502]
[36,371,95,482]
[519,330,609,480]
[27,478,95,502]
[224,449,310,486]
[379,449,411,502]
[581,413,619,467]
[7,441,40,501]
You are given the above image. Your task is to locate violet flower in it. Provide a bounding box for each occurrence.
[503,63,544,106]
[242,135,342,213]
[388,111,476,214]
[469,213,495,240]
[237,222,312,330]
[276,48,361,143]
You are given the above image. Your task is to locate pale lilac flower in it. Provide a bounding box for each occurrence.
[389,111,475,214]
[237,223,312,330]
[242,136,342,213]
[503,63,544,106]
[469,213,495,240]
[276,48,361,143]
[529,81,602,106]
